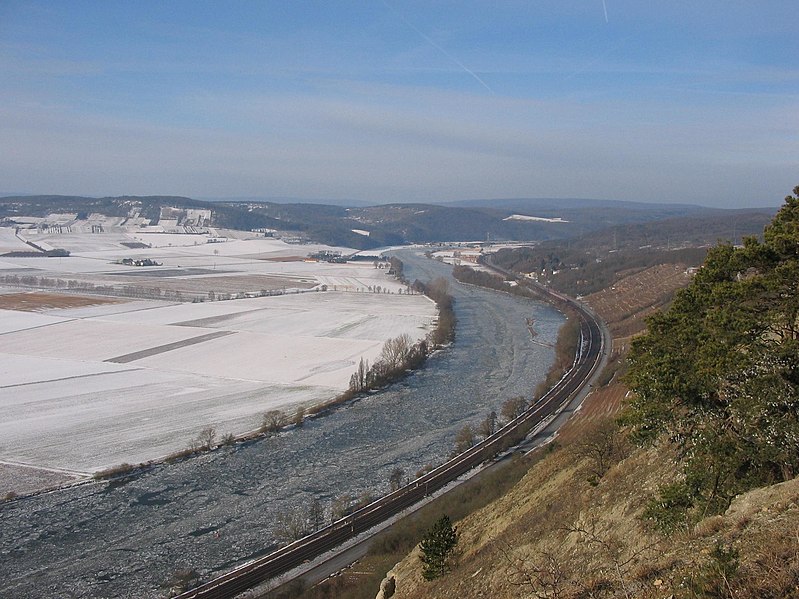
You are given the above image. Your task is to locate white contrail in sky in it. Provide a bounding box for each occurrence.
[602,0,609,23]
[382,0,494,95]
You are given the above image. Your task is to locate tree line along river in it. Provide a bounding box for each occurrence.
[0,249,564,598]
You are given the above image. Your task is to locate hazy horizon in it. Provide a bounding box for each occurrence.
[0,191,784,211]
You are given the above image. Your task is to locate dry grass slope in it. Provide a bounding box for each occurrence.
[386,430,799,598]
[583,263,692,339]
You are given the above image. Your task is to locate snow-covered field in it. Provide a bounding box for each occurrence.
[0,229,435,475]
[0,228,32,254]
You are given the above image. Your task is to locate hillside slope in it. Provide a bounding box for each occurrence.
[382,443,799,599]
[375,190,799,599]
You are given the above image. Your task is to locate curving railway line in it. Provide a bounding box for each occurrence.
[175,266,606,599]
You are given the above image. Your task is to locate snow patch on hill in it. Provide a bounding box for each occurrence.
[503,214,569,223]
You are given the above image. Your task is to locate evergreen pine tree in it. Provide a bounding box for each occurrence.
[625,186,799,527]
[419,515,458,580]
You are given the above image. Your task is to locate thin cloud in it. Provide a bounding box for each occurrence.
[381,0,494,94]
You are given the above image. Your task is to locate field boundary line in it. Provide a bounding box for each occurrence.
[105,330,236,363]
[0,367,142,390]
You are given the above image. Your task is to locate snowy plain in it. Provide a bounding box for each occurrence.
[0,229,435,474]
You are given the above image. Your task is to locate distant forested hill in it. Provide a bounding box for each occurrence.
[0,195,776,252]
[0,195,284,234]
[490,207,776,296]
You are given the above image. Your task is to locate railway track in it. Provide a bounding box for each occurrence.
[175,265,606,599]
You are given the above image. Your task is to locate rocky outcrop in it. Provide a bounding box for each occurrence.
[375,572,396,599]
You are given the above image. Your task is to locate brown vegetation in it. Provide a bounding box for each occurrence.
[0,462,84,498]
[277,237,729,599]
[0,291,123,311]
[269,210,799,599]
[263,450,550,599]
[378,421,799,599]
[92,462,139,480]
[451,264,534,299]
[492,242,707,297]
[0,272,314,303]
[261,410,288,434]
[582,263,693,338]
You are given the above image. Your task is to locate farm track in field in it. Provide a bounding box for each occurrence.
[106,330,236,363]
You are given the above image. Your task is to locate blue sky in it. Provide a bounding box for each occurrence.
[1,1,797,207]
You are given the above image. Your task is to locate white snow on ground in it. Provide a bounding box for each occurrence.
[0,234,410,294]
[1,319,212,361]
[503,214,569,223]
[48,299,175,319]
[0,255,141,274]
[131,331,380,386]
[125,232,213,248]
[94,292,432,339]
[0,228,32,253]
[23,232,143,253]
[0,367,327,472]
[0,353,132,386]
[0,308,72,334]
[13,228,358,260]
[0,259,22,270]
[0,232,436,473]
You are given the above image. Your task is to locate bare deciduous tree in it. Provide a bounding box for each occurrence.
[389,467,405,491]
[454,425,476,454]
[349,357,369,392]
[416,464,434,479]
[495,517,660,599]
[196,426,216,450]
[572,419,626,483]
[379,333,413,371]
[292,406,306,427]
[501,396,528,423]
[308,499,325,532]
[478,410,498,438]
[355,490,374,510]
[274,507,308,544]
[261,410,286,434]
[564,517,661,599]
[331,494,352,522]
[497,541,572,599]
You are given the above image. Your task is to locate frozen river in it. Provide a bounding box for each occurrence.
[0,249,564,598]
